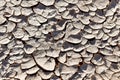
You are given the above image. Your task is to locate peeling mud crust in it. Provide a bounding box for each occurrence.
[0,0,120,80]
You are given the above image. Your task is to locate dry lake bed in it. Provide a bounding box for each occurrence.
[0,0,120,80]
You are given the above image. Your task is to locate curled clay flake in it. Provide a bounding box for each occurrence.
[89,23,103,29]
[15,72,27,80]
[105,55,120,62]
[64,0,78,4]
[0,15,6,25]
[65,34,82,44]
[83,34,95,39]
[0,38,10,44]
[36,15,47,23]
[76,1,89,12]
[6,22,16,32]
[34,56,55,71]
[108,29,119,37]
[11,0,22,5]
[91,54,104,65]
[94,0,109,9]
[21,8,33,16]
[26,66,39,74]
[40,0,55,6]
[24,46,36,54]
[0,26,6,33]
[96,65,108,74]
[77,14,90,25]
[86,45,98,53]
[28,16,41,26]
[9,17,21,23]
[0,0,6,7]
[90,15,106,23]
[80,63,95,73]
[73,21,85,29]
[21,0,38,7]
[21,59,36,69]
[46,49,60,58]
[38,70,54,79]
[13,28,25,39]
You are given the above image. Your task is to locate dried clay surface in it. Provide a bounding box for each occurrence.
[0,0,120,80]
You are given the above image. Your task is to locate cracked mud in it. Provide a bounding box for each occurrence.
[0,0,120,80]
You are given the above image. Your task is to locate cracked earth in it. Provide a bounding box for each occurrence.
[0,0,120,80]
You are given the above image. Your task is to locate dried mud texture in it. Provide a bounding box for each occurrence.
[0,0,120,80]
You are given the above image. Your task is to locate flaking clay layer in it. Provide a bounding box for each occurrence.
[0,0,120,80]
